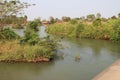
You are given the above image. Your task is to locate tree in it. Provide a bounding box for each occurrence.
[86,14,95,21]
[118,13,120,19]
[34,18,41,26]
[111,16,117,19]
[80,16,85,21]
[0,0,33,28]
[0,0,32,16]
[75,23,84,38]
[49,16,55,24]
[26,21,39,31]
[96,13,101,18]
[62,16,71,22]
[70,19,78,24]
[93,18,102,27]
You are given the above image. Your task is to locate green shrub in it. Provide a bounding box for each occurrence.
[93,18,102,27]
[110,20,120,41]
[26,21,39,31]
[0,28,19,40]
[69,19,78,24]
[12,24,24,29]
[20,30,40,45]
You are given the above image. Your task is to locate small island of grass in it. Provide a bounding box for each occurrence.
[0,21,58,63]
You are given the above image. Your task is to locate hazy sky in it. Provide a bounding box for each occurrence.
[21,0,120,20]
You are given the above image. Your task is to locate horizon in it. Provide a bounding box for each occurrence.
[20,0,120,20]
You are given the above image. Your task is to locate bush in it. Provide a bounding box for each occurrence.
[69,19,78,24]
[0,40,56,61]
[12,24,24,29]
[75,23,84,38]
[110,20,120,41]
[0,28,19,40]
[26,21,39,31]
[93,18,102,27]
[20,30,40,45]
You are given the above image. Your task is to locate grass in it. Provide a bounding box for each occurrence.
[46,19,120,42]
[0,40,55,62]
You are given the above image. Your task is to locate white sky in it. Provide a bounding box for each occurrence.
[21,0,120,20]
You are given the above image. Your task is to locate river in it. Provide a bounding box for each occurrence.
[0,26,120,80]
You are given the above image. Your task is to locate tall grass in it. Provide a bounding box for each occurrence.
[0,40,55,62]
[46,19,120,42]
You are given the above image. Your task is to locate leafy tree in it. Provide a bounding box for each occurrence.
[34,18,41,26]
[118,13,120,19]
[70,19,78,24]
[87,14,95,21]
[62,16,71,22]
[0,0,33,28]
[111,16,117,19]
[49,16,55,24]
[93,18,102,27]
[0,27,19,40]
[80,16,85,21]
[0,0,32,16]
[96,13,101,18]
[110,20,120,41]
[26,21,39,31]
[75,23,84,38]
[20,21,40,45]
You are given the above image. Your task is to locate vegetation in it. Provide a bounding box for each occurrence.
[0,40,56,62]
[0,0,32,28]
[0,20,58,63]
[46,13,120,42]
[26,21,39,31]
[0,27,19,40]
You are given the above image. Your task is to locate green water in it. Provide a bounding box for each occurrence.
[0,27,120,80]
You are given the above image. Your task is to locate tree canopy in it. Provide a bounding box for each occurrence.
[0,0,33,17]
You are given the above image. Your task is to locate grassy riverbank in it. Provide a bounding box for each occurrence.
[46,19,120,42]
[0,40,56,63]
[0,21,58,63]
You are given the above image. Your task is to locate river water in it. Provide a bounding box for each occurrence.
[0,26,120,80]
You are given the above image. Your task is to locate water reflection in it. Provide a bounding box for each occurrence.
[0,62,55,80]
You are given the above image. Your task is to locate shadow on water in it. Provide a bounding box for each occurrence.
[0,62,55,80]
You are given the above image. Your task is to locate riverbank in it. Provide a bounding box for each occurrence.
[0,40,56,63]
[46,19,120,42]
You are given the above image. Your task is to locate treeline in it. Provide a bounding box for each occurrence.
[46,13,120,42]
[44,13,120,24]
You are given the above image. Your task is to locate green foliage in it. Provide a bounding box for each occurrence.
[20,20,40,45]
[34,18,41,26]
[96,13,101,18]
[0,28,19,40]
[93,18,102,27]
[62,16,71,22]
[87,14,95,21]
[12,23,24,29]
[0,41,56,61]
[26,21,39,31]
[49,17,55,24]
[47,23,76,37]
[69,19,78,24]
[20,29,39,45]
[110,20,120,41]
[75,23,84,38]
[46,19,120,42]
[0,0,31,17]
